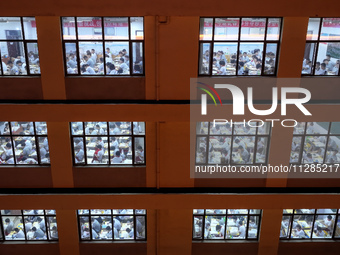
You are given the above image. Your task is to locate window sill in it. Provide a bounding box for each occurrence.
[280,239,340,243]
[80,240,147,244]
[73,165,146,168]
[0,241,58,244]
[192,240,258,243]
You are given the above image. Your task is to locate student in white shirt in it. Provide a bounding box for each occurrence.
[98,58,104,73]
[84,64,95,74]
[238,221,246,238]
[238,62,245,75]
[295,224,305,238]
[75,146,84,163]
[315,63,327,75]
[83,55,94,68]
[81,66,90,74]
[240,52,250,63]
[91,49,97,63]
[2,61,7,74]
[325,54,335,70]
[112,150,123,164]
[118,58,129,73]
[218,60,226,75]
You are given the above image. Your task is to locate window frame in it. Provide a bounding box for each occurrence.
[0,121,50,166]
[198,17,283,77]
[302,17,340,77]
[192,209,262,241]
[0,210,58,242]
[195,122,272,166]
[280,209,339,240]
[61,16,145,77]
[77,209,147,242]
[0,17,40,77]
[70,122,146,166]
[290,122,340,165]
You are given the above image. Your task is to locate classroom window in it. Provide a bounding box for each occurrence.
[70,122,145,165]
[0,210,58,241]
[61,17,144,76]
[199,17,282,76]
[280,209,340,239]
[77,209,146,241]
[0,17,40,76]
[290,122,340,164]
[0,121,50,165]
[302,18,340,76]
[193,209,261,240]
[196,122,271,165]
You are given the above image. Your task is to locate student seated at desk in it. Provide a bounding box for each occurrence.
[91,49,97,64]
[98,58,104,73]
[314,226,325,237]
[294,224,306,238]
[303,153,314,163]
[238,62,245,75]
[4,218,14,236]
[107,63,117,75]
[217,61,226,75]
[1,142,13,161]
[92,217,103,234]
[92,145,104,163]
[84,54,95,68]
[37,217,46,232]
[237,146,250,164]
[119,58,129,73]
[325,215,334,233]
[112,150,123,164]
[81,65,89,74]
[12,228,25,239]
[332,60,339,75]
[24,218,32,233]
[215,224,224,238]
[31,227,45,239]
[238,221,246,238]
[75,145,84,163]
[50,226,58,239]
[83,64,95,74]
[239,52,250,64]
[135,146,144,163]
[326,149,339,163]
[315,63,327,75]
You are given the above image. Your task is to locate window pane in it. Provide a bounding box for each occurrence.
[291,215,313,239]
[136,216,146,239]
[0,122,10,135]
[1,210,22,215]
[109,122,131,135]
[65,43,78,74]
[325,136,340,163]
[78,210,89,215]
[2,216,24,240]
[14,137,37,164]
[92,216,112,240]
[104,41,130,75]
[239,43,263,75]
[313,215,335,238]
[256,137,268,163]
[248,216,260,239]
[77,17,102,40]
[206,209,226,214]
[264,43,277,75]
[315,42,340,75]
[38,137,50,164]
[303,136,327,164]
[104,17,129,40]
[258,122,271,135]
[280,215,292,238]
[214,18,239,41]
[199,18,213,41]
[23,17,37,40]
[228,209,248,214]
[27,42,40,75]
[0,17,23,40]
[35,122,47,135]
[193,216,203,239]
[232,137,255,164]
[267,18,281,40]
[226,215,247,239]
[135,137,144,164]
[302,43,316,75]
[293,122,306,134]
[250,209,261,214]
[335,217,340,238]
[85,122,107,135]
[113,215,134,240]
[130,17,144,40]
[199,43,211,75]
[240,18,266,41]
[11,122,34,135]
[209,136,231,164]
[306,122,329,134]
[284,209,293,214]
[79,41,102,75]
[233,122,256,135]
[86,136,108,164]
[205,215,225,239]
[316,209,337,213]
[0,137,14,165]
[79,216,90,240]
[132,42,143,74]
[62,17,76,40]
[294,209,315,214]
[196,137,207,164]
[212,43,237,75]
[210,121,232,135]
[23,210,44,215]
[47,216,58,240]
[73,137,85,164]
[290,136,302,163]
[1,42,27,75]
[307,18,321,40]
[45,210,56,215]
[331,122,340,134]
[193,209,204,214]
[197,122,208,135]
[71,122,84,135]
[133,122,145,135]
[320,18,340,40]
[135,209,146,214]
[110,136,132,164]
